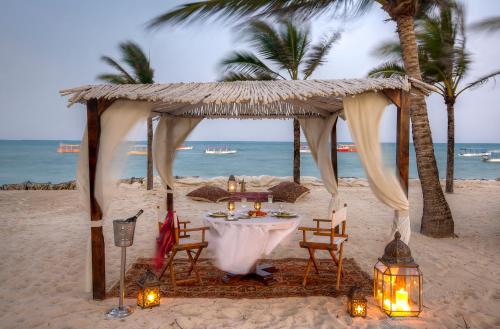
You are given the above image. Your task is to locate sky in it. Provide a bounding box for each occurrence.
[0,0,499,143]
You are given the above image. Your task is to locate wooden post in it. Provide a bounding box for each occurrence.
[396,91,410,196]
[87,98,105,300]
[293,118,300,184]
[331,117,338,183]
[166,185,174,211]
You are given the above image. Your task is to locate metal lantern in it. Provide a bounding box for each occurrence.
[348,286,367,318]
[227,200,236,212]
[227,175,237,192]
[137,269,161,309]
[374,231,423,317]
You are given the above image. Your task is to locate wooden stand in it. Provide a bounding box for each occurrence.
[222,264,278,286]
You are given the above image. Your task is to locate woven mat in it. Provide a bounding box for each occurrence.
[107,258,372,299]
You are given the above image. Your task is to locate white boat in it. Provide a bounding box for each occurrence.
[176,145,193,150]
[128,145,147,155]
[205,146,237,155]
[300,145,311,153]
[482,151,500,163]
[459,148,490,157]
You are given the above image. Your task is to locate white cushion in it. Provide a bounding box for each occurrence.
[310,234,347,245]
[331,206,347,228]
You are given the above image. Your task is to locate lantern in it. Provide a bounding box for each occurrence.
[227,200,236,212]
[227,175,237,192]
[254,200,262,211]
[348,286,367,317]
[137,269,161,309]
[374,232,423,317]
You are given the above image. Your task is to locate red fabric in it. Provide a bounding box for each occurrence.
[154,210,176,270]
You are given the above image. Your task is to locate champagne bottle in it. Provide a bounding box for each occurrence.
[125,209,144,222]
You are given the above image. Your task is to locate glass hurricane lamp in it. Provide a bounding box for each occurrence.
[374,231,423,317]
[137,269,161,309]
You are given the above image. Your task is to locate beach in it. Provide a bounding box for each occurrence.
[0,177,499,328]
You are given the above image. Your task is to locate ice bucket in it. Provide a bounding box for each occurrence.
[113,219,136,247]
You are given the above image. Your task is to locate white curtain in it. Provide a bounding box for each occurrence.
[343,92,411,243]
[299,114,339,214]
[77,100,152,292]
[153,116,202,189]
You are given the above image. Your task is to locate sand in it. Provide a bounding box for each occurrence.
[0,177,499,329]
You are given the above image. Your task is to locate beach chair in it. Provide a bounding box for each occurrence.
[298,203,348,289]
[158,213,209,288]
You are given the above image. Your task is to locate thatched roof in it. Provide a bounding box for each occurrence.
[60,76,435,119]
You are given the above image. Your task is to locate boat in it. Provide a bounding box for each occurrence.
[176,145,193,150]
[57,143,80,153]
[482,151,500,163]
[459,148,490,157]
[128,145,147,155]
[205,146,237,155]
[300,145,311,153]
[337,144,357,152]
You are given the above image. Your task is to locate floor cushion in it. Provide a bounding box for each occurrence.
[186,185,231,203]
[268,182,310,203]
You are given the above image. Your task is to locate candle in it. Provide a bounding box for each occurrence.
[395,288,410,311]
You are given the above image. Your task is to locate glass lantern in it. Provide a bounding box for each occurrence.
[374,232,423,317]
[348,286,367,317]
[137,269,161,309]
[254,200,262,211]
[227,175,237,192]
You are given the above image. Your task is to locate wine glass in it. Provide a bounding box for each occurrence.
[241,197,248,213]
[267,194,274,212]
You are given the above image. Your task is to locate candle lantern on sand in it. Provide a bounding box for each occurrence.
[348,286,367,317]
[137,269,161,309]
[374,231,423,317]
[227,175,237,192]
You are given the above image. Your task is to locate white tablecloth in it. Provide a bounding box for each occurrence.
[204,213,300,274]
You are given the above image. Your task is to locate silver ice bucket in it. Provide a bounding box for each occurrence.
[113,219,136,247]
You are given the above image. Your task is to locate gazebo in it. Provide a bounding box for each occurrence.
[60,76,435,300]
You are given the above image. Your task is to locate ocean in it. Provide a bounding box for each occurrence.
[0,140,498,185]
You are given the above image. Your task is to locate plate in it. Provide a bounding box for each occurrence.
[208,212,228,218]
[272,212,297,218]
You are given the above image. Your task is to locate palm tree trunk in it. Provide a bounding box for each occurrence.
[146,117,153,190]
[445,99,455,193]
[293,118,300,184]
[395,15,454,237]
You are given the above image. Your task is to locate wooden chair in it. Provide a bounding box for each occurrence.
[159,213,209,288]
[298,203,348,289]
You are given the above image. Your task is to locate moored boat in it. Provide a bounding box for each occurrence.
[176,145,193,150]
[128,145,147,155]
[205,146,237,154]
[57,143,80,153]
[482,151,500,163]
[337,144,357,152]
[459,148,490,157]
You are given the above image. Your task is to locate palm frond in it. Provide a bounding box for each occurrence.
[457,70,500,96]
[471,16,500,33]
[219,50,281,79]
[147,0,371,28]
[371,40,402,61]
[220,71,276,81]
[97,73,131,85]
[368,61,406,78]
[119,41,154,84]
[99,56,136,83]
[302,31,341,79]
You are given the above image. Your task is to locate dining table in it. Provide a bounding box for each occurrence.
[204,210,301,285]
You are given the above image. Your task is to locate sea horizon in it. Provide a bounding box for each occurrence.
[0,140,499,185]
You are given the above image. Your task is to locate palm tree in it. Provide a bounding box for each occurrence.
[369,3,500,194]
[219,20,340,184]
[98,41,155,190]
[471,16,500,33]
[148,0,456,238]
